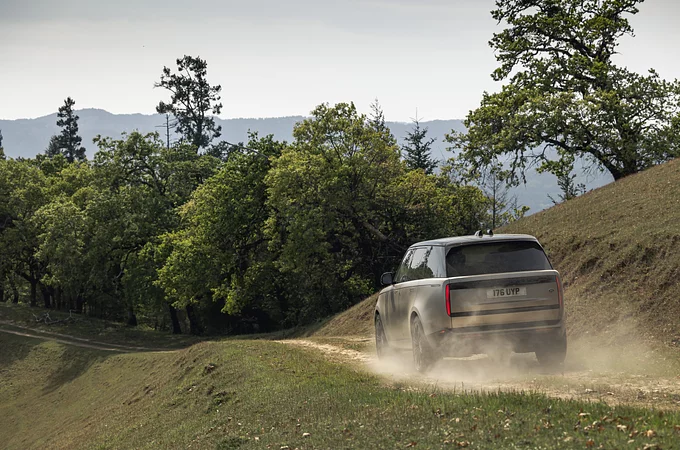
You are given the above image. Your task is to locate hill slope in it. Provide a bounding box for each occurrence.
[503,158,680,346]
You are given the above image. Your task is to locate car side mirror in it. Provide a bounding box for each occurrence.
[380,272,394,286]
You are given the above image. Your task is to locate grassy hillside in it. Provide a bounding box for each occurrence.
[503,158,680,346]
[308,293,377,338]
[2,332,680,449]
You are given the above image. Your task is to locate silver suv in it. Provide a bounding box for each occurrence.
[374,232,566,372]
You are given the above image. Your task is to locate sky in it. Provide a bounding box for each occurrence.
[2,0,680,122]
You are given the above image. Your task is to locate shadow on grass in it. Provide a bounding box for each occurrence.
[41,345,109,395]
[0,333,42,370]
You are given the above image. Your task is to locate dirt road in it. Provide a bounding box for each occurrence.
[279,336,680,410]
[0,322,169,353]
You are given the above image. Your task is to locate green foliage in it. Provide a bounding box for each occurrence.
[158,134,284,331]
[538,152,586,204]
[0,158,49,306]
[0,129,4,160]
[45,97,87,163]
[265,103,485,322]
[448,0,680,182]
[155,55,223,150]
[443,157,527,230]
[3,101,488,334]
[402,116,438,174]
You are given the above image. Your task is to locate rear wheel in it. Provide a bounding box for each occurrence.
[411,317,436,373]
[375,314,389,359]
[535,333,567,367]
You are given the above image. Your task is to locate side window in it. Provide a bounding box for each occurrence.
[409,247,437,280]
[394,249,414,283]
[427,246,446,278]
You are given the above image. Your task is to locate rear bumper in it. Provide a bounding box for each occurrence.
[428,320,566,356]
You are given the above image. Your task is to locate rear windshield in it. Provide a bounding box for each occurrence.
[446,240,552,277]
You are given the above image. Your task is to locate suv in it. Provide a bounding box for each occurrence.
[374,232,566,372]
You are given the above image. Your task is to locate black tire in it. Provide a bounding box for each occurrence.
[535,334,567,367]
[411,316,436,373]
[375,314,390,359]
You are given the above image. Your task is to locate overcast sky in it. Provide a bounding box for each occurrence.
[2,0,679,122]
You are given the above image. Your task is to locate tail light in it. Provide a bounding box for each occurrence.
[445,284,451,316]
[556,276,563,308]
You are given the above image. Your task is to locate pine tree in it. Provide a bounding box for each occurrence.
[155,55,222,151]
[46,97,86,162]
[402,115,437,174]
[0,129,5,160]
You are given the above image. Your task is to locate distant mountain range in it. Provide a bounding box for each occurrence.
[0,109,612,213]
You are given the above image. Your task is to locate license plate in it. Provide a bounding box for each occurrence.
[486,287,527,299]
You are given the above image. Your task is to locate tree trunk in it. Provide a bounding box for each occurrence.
[126,305,138,327]
[55,287,62,310]
[11,280,19,304]
[185,304,203,336]
[167,303,182,334]
[41,284,52,308]
[29,279,37,307]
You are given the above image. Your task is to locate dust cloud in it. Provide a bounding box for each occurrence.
[365,329,680,408]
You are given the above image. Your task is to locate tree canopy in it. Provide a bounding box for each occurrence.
[447,0,680,183]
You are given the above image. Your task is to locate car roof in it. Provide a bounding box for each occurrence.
[410,234,539,248]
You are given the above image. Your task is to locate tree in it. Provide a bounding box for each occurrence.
[0,158,49,307]
[0,129,5,160]
[447,0,680,183]
[155,55,223,150]
[92,132,220,331]
[402,115,437,174]
[539,153,586,204]
[443,156,528,229]
[477,163,528,229]
[158,134,286,333]
[46,97,87,163]
[369,98,389,135]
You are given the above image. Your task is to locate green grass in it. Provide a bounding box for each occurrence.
[2,333,680,449]
[503,158,680,348]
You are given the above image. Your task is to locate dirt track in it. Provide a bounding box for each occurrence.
[0,322,170,353]
[279,337,680,410]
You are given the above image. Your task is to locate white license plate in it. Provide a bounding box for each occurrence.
[486,287,527,299]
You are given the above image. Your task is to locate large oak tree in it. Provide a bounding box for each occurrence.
[448,0,680,182]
